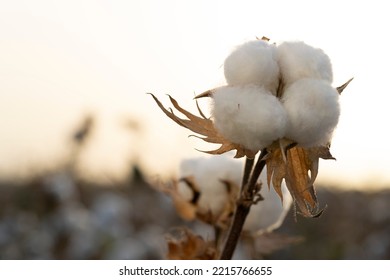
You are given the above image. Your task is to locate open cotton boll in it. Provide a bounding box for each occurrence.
[178,156,292,233]
[277,41,333,87]
[282,78,340,147]
[224,40,280,94]
[178,155,243,217]
[212,85,288,152]
[244,170,292,233]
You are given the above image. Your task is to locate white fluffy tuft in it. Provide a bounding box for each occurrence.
[224,40,280,94]
[277,41,333,87]
[212,85,288,152]
[282,78,340,147]
[178,156,292,232]
[178,155,243,217]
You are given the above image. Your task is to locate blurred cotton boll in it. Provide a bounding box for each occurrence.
[211,85,288,152]
[178,155,243,217]
[224,40,280,94]
[277,41,333,87]
[282,78,340,147]
[178,155,292,233]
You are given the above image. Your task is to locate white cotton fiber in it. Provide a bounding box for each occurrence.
[244,170,292,233]
[211,85,288,152]
[282,78,340,147]
[178,155,243,217]
[277,41,333,87]
[224,40,280,94]
[178,157,292,233]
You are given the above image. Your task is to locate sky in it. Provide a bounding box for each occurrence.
[0,0,389,189]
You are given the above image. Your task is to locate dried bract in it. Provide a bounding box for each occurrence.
[266,142,335,217]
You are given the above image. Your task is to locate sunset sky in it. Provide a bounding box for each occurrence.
[1,0,389,189]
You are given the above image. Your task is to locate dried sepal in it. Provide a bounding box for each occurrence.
[286,146,322,217]
[266,140,335,217]
[266,142,287,199]
[148,93,256,158]
[337,78,354,94]
[166,228,218,260]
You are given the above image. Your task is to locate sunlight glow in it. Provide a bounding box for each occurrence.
[0,0,389,189]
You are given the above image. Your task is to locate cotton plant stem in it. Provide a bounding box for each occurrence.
[220,149,268,260]
[241,157,254,189]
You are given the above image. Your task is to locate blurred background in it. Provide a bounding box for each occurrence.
[0,0,389,259]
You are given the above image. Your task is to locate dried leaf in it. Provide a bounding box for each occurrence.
[149,93,256,158]
[266,140,335,217]
[166,228,218,260]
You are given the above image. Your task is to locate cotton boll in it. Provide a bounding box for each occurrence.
[177,156,292,232]
[282,78,340,147]
[277,41,333,87]
[224,40,280,94]
[178,155,243,217]
[244,170,292,233]
[211,85,288,152]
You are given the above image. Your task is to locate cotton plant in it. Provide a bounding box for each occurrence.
[150,37,352,259]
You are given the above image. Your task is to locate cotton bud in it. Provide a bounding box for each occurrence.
[178,155,242,217]
[211,85,288,152]
[277,41,333,87]
[244,171,292,233]
[282,78,340,147]
[224,40,280,94]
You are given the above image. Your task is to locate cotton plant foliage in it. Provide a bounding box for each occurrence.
[150,37,352,218]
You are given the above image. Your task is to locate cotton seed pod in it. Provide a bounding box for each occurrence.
[277,41,333,87]
[177,155,242,218]
[211,85,288,152]
[224,40,280,95]
[282,78,340,147]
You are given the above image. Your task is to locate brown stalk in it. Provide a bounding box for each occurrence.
[220,149,268,260]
